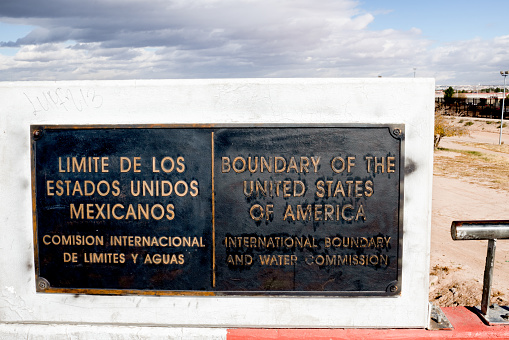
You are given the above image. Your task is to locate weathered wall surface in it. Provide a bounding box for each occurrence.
[0,79,434,337]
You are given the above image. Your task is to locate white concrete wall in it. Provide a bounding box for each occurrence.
[0,79,435,336]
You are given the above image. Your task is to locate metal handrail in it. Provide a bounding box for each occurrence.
[451,220,509,325]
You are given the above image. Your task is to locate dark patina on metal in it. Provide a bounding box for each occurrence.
[31,125,403,296]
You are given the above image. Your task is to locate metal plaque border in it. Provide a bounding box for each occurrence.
[31,123,404,297]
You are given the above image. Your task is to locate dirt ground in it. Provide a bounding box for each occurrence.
[430,116,509,307]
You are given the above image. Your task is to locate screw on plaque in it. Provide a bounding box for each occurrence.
[386,281,399,293]
[33,129,43,140]
[392,128,402,137]
[36,277,50,291]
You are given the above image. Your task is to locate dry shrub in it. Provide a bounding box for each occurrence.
[434,113,468,149]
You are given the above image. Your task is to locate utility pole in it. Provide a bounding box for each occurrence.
[500,71,508,145]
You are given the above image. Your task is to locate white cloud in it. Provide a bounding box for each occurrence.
[0,0,508,83]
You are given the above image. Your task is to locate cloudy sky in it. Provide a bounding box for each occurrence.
[0,0,508,85]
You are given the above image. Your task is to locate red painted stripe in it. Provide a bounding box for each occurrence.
[227,307,509,340]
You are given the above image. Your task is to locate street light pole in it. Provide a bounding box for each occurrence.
[500,71,508,145]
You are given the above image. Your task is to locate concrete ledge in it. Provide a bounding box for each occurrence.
[3,307,507,339]
[0,324,226,340]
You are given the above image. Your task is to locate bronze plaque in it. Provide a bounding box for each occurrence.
[31,125,403,296]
